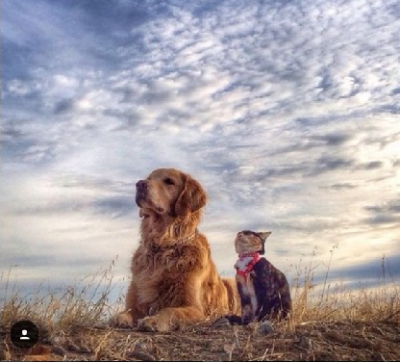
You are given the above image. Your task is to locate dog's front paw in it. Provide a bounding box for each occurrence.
[138,315,171,332]
[110,311,134,328]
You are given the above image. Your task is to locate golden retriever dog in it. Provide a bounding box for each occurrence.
[111,168,240,332]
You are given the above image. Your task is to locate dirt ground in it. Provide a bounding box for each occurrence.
[2,319,399,361]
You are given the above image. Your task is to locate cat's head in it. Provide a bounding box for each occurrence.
[235,230,272,255]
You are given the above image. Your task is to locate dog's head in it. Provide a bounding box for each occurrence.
[136,168,207,218]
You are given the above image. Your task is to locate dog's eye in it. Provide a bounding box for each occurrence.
[164,178,175,185]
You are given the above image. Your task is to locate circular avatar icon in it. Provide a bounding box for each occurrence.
[10,320,39,349]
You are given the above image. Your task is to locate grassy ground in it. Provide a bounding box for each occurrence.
[1,262,399,361]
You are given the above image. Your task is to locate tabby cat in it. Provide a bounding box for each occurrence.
[226,230,292,325]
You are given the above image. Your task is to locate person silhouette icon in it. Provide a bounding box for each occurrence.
[11,320,39,349]
[20,329,30,340]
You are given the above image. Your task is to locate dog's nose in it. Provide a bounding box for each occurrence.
[136,180,147,191]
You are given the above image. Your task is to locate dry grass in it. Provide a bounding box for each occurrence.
[1,256,399,361]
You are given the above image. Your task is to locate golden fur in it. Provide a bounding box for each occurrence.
[111,168,240,331]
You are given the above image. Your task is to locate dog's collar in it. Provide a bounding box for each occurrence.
[235,252,260,278]
[147,229,199,253]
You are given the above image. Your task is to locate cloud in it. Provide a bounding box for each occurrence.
[1,0,400,291]
[270,131,354,157]
[364,200,400,226]
[360,161,385,170]
[308,155,354,176]
[322,183,359,191]
[322,254,400,283]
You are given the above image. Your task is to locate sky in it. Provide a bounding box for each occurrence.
[1,0,399,299]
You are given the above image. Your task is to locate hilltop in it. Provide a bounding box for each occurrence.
[1,265,399,361]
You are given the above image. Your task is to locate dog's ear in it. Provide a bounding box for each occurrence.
[175,175,207,217]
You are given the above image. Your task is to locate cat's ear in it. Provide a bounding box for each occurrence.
[258,231,272,241]
[257,231,271,255]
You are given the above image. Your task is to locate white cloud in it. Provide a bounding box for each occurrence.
[1,0,400,290]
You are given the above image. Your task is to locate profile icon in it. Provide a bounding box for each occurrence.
[20,329,30,340]
[10,320,39,349]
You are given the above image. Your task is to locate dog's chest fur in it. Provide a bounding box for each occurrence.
[131,242,201,313]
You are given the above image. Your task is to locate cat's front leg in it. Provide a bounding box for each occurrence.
[241,303,255,325]
[236,279,255,325]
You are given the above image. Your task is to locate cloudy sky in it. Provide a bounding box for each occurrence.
[1,0,399,298]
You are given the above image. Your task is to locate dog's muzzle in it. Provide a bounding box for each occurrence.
[135,180,148,206]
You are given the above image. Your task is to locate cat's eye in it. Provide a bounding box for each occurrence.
[164,178,175,185]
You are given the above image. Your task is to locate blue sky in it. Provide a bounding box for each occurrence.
[1,0,399,295]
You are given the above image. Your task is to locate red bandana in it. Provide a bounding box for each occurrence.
[234,252,260,278]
